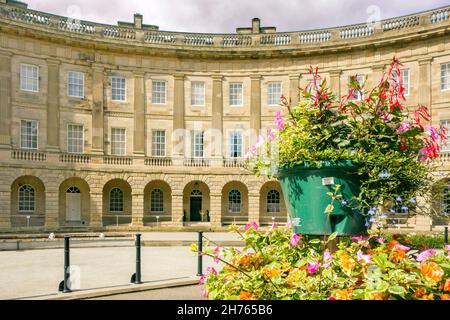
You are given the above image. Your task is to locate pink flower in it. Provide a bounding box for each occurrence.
[243,152,251,161]
[427,125,440,141]
[290,233,301,247]
[213,246,221,263]
[357,250,372,263]
[267,128,276,141]
[244,221,259,231]
[206,267,218,276]
[397,122,411,134]
[328,297,337,300]
[351,236,369,243]
[445,244,450,252]
[416,249,437,262]
[307,260,320,274]
[324,250,333,262]
[202,288,209,298]
[199,275,206,285]
[394,244,410,251]
[270,223,278,231]
[275,111,285,131]
[256,134,265,148]
[376,237,385,244]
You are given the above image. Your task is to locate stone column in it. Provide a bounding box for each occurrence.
[172,74,185,164]
[248,193,260,225]
[250,75,261,144]
[418,58,433,108]
[211,75,223,160]
[133,72,146,156]
[370,64,385,89]
[209,194,222,229]
[0,51,12,149]
[289,74,301,107]
[329,70,342,98]
[131,192,144,227]
[90,192,103,229]
[92,64,105,154]
[0,186,11,229]
[46,59,60,151]
[44,189,59,230]
[171,193,184,228]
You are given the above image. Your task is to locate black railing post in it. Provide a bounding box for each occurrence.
[131,233,142,284]
[197,231,204,276]
[445,226,449,244]
[58,236,71,293]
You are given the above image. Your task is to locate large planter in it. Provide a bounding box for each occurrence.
[277,160,367,236]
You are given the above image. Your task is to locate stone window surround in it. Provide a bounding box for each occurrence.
[67,70,85,98]
[20,119,38,150]
[20,63,39,93]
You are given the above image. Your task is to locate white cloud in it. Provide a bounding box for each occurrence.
[24,0,450,33]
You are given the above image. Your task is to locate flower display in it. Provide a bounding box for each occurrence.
[194,225,450,300]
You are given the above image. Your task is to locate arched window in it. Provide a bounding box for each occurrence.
[228,189,241,213]
[191,189,202,197]
[67,187,81,194]
[110,188,123,212]
[151,189,164,212]
[267,190,280,213]
[443,187,450,216]
[19,185,35,212]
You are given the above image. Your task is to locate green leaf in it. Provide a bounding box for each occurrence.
[388,285,406,295]
[309,239,321,244]
[327,232,338,243]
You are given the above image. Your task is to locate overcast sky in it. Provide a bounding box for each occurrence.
[24,0,450,33]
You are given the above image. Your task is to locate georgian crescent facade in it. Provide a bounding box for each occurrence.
[0,0,450,232]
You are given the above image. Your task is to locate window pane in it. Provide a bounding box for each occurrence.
[151,189,164,212]
[110,188,123,212]
[229,83,243,106]
[267,190,280,213]
[19,185,35,212]
[441,63,450,91]
[229,131,243,158]
[20,64,39,92]
[152,81,166,104]
[191,131,204,158]
[112,77,126,101]
[111,128,126,156]
[68,71,84,98]
[191,82,205,106]
[67,124,84,153]
[20,120,38,150]
[268,82,282,105]
[228,189,241,213]
[152,130,166,157]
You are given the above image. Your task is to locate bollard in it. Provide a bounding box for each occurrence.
[445,226,449,244]
[131,233,142,284]
[197,231,204,276]
[58,237,71,293]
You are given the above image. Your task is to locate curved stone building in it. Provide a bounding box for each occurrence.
[0,0,449,232]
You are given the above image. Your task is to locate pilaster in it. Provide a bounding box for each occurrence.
[133,72,146,156]
[0,51,12,149]
[92,64,105,154]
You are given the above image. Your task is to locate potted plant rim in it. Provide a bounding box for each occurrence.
[245,58,447,236]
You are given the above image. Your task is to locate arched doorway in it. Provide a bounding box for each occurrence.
[58,178,90,226]
[182,181,210,222]
[11,176,46,228]
[190,189,203,222]
[66,187,81,222]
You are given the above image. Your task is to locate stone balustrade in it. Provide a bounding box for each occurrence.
[11,150,46,161]
[1,2,449,51]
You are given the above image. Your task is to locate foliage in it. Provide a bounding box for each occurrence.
[245,58,447,215]
[193,223,450,300]
[383,233,447,251]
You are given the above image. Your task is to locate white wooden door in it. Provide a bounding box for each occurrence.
[66,193,81,222]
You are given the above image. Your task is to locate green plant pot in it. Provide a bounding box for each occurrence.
[277,160,367,236]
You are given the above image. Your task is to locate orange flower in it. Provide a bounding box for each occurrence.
[444,279,450,292]
[441,294,450,300]
[339,254,356,274]
[286,268,303,287]
[421,262,444,283]
[421,294,435,300]
[335,289,353,300]
[239,291,257,300]
[263,267,281,279]
[414,288,427,298]
[388,240,399,250]
[392,249,406,262]
[369,292,383,300]
[239,253,263,269]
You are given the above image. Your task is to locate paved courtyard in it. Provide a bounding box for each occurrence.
[0,246,216,300]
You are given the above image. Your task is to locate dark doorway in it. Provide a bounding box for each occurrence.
[190,197,202,222]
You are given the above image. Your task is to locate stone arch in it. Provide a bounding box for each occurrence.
[102,178,132,226]
[431,178,450,225]
[221,181,249,225]
[58,177,91,226]
[183,180,210,222]
[259,180,288,225]
[10,175,45,228]
[143,180,172,225]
